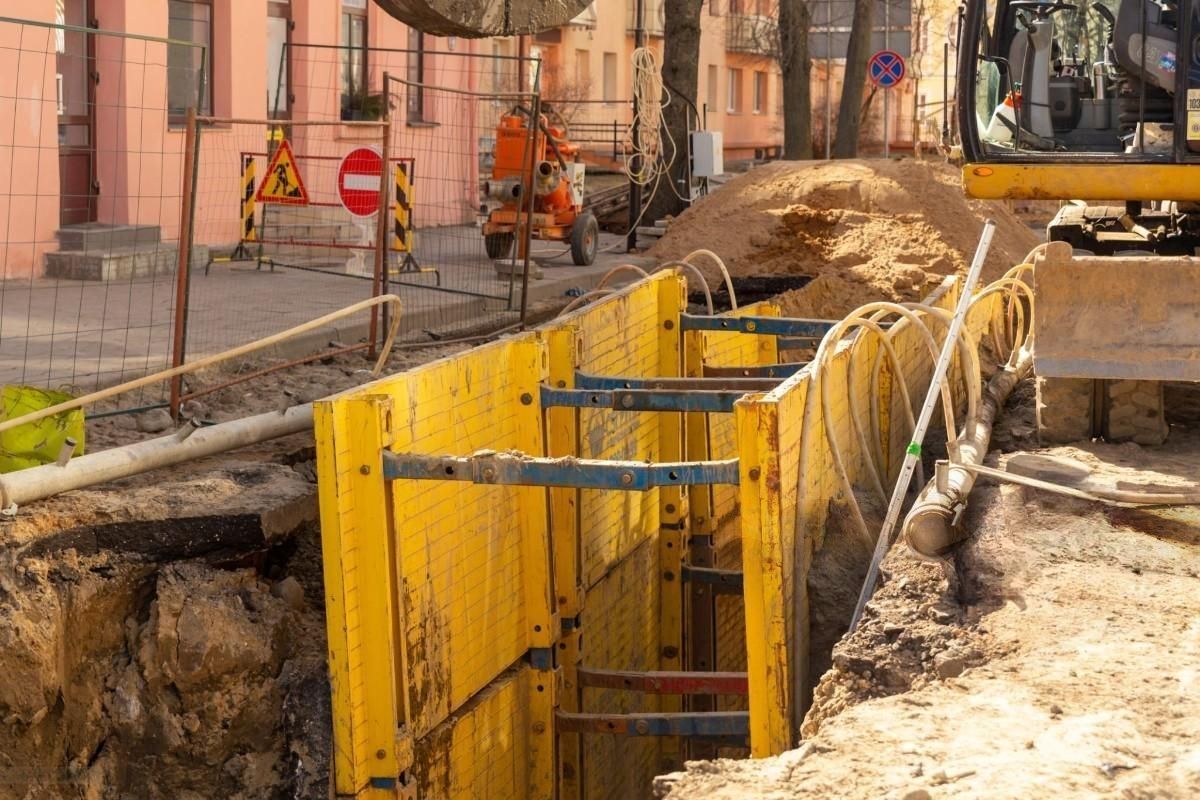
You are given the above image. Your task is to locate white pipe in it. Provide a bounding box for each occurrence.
[0,294,401,437]
[682,249,739,310]
[846,221,997,632]
[903,347,1033,558]
[0,404,314,509]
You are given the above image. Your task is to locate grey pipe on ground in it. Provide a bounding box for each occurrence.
[903,347,1035,558]
[0,404,313,510]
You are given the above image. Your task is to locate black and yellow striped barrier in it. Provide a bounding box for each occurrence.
[205,153,270,275]
[389,160,440,285]
[392,162,413,253]
[241,154,257,243]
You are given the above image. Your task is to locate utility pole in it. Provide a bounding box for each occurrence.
[825,0,832,159]
[883,0,890,158]
[627,0,645,251]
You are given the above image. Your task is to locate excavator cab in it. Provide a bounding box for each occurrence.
[958,0,1200,446]
[960,0,1192,160]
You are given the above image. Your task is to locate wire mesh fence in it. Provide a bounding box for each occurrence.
[286,42,542,339]
[0,15,203,406]
[541,99,633,164]
[184,117,392,370]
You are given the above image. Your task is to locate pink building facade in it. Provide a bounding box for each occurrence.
[0,1,492,278]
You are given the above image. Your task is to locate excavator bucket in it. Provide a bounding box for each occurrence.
[1034,241,1200,382]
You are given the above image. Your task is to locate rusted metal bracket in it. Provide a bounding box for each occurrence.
[540,386,746,414]
[383,452,740,490]
[703,361,807,379]
[681,565,744,595]
[572,372,782,392]
[577,668,748,695]
[555,711,749,738]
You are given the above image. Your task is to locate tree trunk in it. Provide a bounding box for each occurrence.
[779,0,813,159]
[645,0,703,226]
[832,0,875,158]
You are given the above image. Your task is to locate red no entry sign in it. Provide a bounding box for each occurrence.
[868,50,906,88]
[338,146,384,218]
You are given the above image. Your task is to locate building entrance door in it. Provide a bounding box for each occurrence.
[57,0,96,226]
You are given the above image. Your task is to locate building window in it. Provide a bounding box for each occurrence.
[753,71,766,114]
[727,67,742,113]
[574,49,589,87]
[267,0,291,118]
[407,27,425,121]
[706,64,718,111]
[167,0,212,120]
[341,1,369,120]
[603,52,617,103]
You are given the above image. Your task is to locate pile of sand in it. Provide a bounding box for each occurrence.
[650,159,1042,319]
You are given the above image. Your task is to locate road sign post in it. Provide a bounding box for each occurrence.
[868,50,906,158]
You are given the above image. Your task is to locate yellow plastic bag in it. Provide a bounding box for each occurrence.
[0,386,85,473]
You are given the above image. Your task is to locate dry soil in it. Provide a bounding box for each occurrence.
[651,159,1041,319]
[0,342,466,799]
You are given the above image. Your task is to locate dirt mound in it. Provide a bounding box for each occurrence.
[651,159,1041,317]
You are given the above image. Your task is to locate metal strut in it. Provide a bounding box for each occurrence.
[382,451,740,490]
[576,668,749,695]
[572,372,783,392]
[681,565,744,594]
[679,313,838,340]
[541,386,748,414]
[555,711,749,739]
[702,361,808,379]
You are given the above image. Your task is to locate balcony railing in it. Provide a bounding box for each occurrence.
[626,0,666,37]
[726,14,779,55]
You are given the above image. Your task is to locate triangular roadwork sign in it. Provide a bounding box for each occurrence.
[256,139,309,205]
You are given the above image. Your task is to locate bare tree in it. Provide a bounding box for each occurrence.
[645,0,704,224]
[778,0,813,158]
[832,0,875,157]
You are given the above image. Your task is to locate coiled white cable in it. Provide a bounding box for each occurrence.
[626,47,668,188]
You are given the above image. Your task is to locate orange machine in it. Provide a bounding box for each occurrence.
[483,106,598,266]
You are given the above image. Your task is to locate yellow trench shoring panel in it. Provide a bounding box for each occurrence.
[552,274,681,799]
[316,270,787,798]
[683,303,779,723]
[316,336,555,798]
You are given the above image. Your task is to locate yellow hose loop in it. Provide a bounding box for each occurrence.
[802,302,960,546]
[557,289,615,317]
[595,264,650,290]
[682,249,739,310]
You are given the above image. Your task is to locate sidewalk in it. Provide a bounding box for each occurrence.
[0,230,647,392]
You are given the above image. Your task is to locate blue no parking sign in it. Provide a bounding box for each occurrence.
[868,50,906,88]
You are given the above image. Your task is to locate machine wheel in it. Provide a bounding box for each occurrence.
[570,212,599,266]
[1102,380,1168,446]
[485,232,514,260]
[1036,376,1096,445]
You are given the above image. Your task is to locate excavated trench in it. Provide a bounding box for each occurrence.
[0,459,330,800]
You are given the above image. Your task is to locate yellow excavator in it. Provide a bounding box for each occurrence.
[958,0,1200,444]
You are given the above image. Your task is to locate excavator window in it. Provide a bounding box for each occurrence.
[960,0,1192,159]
